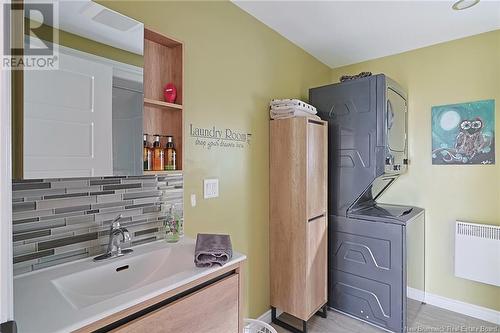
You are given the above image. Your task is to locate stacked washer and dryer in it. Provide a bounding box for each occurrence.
[310,74,425,333]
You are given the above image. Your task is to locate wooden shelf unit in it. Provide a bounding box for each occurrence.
[144,98,182,111]
[144,28,184,171]
[143,170,182,176]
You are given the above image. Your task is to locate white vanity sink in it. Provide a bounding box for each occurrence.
[14,238,246,333]
[53,245,190,309]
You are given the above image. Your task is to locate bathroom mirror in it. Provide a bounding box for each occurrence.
[16,1,144,179]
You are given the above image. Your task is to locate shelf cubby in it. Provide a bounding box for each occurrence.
[144,28,184,171]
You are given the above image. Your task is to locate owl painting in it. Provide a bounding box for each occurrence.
[432,100,495,165]
[454,118,486,160]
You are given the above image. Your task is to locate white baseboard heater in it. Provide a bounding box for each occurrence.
[455,221,500,287]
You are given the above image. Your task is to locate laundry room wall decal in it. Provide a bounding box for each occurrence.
[189,124,252,150]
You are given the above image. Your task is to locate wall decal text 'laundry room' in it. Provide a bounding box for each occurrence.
[189,124,252,150]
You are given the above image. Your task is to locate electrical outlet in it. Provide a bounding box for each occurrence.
[204,179,219,199]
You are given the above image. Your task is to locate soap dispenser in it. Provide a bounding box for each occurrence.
[143,134,152,171]
[163,204,180,243]
[164,136,177,171]
[152,134,165,171]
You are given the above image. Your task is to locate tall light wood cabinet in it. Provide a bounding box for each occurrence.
[270,117,328,333]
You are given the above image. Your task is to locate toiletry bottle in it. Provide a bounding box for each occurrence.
[143,134,152,171]
[164,136,177,171]
[152,134,164,171]
[164,204,180,243]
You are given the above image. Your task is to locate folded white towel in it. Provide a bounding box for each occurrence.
[270,99,317,113]
[270,109,321,120]
[271,104,317,115]
[271,98,306,107]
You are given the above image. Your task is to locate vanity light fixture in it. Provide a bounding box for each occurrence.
[452,0,480,10]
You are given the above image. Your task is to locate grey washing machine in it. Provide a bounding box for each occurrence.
[310,74,425,333]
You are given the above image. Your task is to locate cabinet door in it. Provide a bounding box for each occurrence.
[114,274,239,333]
[307,120,327,219]
[306,215,328,316]
[24,49,113,178]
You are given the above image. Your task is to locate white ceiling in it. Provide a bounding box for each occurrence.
[233,0,500,68]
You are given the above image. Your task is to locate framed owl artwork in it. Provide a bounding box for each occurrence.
[432,100,495,165]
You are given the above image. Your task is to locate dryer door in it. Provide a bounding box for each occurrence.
[386,88,408,169]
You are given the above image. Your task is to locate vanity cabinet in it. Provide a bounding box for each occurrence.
[114,275,239,333]
[74,261,245,333]
[270,117,328,331]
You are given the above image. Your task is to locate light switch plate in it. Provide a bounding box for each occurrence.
[190,194,196,207]
[204,179,219,199]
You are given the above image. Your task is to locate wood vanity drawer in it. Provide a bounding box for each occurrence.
[112,274,239,333]
[73,261,245,333]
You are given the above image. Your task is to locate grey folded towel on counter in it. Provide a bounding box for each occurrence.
[194,233,233,267]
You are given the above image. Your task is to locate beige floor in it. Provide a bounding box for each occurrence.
[272,304,499,333]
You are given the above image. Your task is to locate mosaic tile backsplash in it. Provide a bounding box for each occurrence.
[12,174,183,275]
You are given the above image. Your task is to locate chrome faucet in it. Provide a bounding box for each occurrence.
[94,214,133,261]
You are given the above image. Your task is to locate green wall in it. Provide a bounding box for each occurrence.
[101,1,331,317]
[27,19,143,67]
[331,30,500,311]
